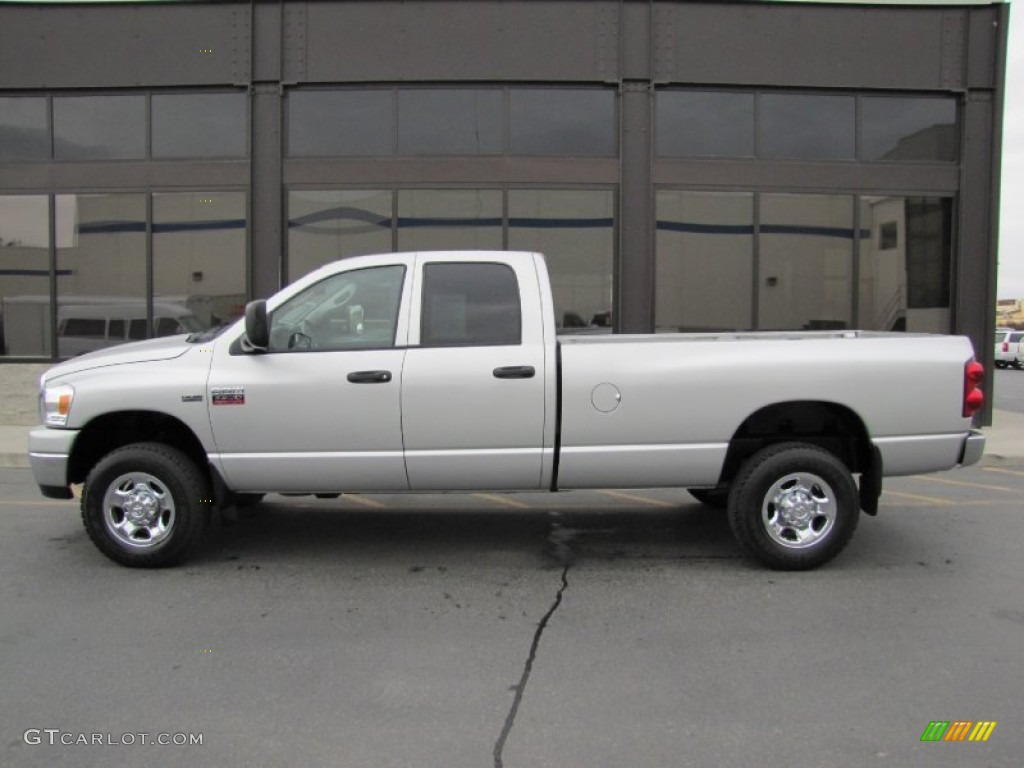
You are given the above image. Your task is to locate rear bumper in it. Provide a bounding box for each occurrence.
[958,429,986,467]
[28,426,78,497]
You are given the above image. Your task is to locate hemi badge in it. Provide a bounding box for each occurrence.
[181,394,203,403]
[211,387,245,406]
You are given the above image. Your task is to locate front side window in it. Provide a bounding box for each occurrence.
[421,263,521,346]
[268,265,405,352]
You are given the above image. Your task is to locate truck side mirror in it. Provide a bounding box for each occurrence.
[241,300,269,352]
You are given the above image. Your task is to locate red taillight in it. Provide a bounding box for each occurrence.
[963,360,985,417]
[1003,342,1009,353]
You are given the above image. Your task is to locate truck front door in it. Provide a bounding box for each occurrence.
[207,261,412,493]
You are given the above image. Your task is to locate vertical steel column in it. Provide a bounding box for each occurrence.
[617,1,654,333]
[249,1,283,298]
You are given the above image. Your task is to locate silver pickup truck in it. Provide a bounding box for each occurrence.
[29,251,986,570]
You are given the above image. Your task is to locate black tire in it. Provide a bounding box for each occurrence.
[727,442,859,570]
[687,487,729,509]
[81,442,211,568]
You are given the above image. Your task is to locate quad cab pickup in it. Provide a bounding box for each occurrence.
[28,251,987,570]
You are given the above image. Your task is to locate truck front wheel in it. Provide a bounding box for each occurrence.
[81,442,211,568]
[727,442,859,570]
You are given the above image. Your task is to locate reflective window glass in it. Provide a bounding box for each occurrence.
[269,265,405,352]
[54,95,146,160]
[152,93,247,159]
[656,191,753,331]
[288,90,394,156]
[0,196,52,357]
[858,196,952,332]
[0,97,50,161]
[508,189,614,332]
[398,89,503,155]
[759,194,853,330]
[861,97,957,162]
[421,263,521,346]
[56,194,146,357]
[759,93,855,160]
[287,190,394,282]
[153,192,247,332]
[509,89,615,156]
[657,91,754,158]
[396,190,502,252]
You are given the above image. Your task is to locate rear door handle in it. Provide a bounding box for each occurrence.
[347,370,392,384]
[493,365,535,379]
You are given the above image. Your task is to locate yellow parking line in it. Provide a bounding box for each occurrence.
[882,490,956,506]
[983,467,1024,479]
[0,500,75,507]
[342,494,388,509]
[473,493,532,509]
[599,489,678,508]
[912,475,1016,493]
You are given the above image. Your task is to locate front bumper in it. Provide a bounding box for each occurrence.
[28,426,78,499]
[959,429,986,467]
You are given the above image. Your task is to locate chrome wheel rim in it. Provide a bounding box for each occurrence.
[102,472,176,550]
[761,472,836,549]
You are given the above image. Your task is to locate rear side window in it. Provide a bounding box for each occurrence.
[421,263,521,346]
[1012,333,1024,344]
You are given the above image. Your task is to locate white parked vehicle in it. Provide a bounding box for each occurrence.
[994,328,1024,369]
[28,251,986,570]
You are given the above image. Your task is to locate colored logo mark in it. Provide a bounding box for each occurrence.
[920,721,997,742]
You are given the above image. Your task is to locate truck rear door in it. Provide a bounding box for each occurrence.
[401,254,551,490]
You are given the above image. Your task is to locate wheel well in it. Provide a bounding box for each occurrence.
[718,401,875,486]
[68,411,209,486]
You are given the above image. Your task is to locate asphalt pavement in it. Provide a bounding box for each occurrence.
[2,461,1023,767]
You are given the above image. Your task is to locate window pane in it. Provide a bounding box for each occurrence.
[397,189,502,251]
[759,93,855,160]
[288,90,394,156]
[421,263,521,346]
[0,97,50,161]
[906,197,952,312]
[269,265,405,352]
[152,93,247,159]
[656,191,753,331]
[861,97,957,162]
[398,89,503,155]
[153,192,247,332]
[287,190,393,282]
[759,194,853,330]
[858,196,952,332]
[0,196,51,357]
[56,194,146,357]
[657,91,754,157]
[510,89,615,156]
[508,189,614,332]
[54,95,146,160]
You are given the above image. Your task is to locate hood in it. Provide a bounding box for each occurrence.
[42,335,192,383]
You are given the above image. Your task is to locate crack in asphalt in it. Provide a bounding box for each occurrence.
[492,563,570,768]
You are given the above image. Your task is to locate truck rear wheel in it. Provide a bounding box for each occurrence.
[81,442,210,568]
[727,442,859,570]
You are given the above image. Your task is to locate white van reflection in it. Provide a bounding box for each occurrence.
[57,301,204,357]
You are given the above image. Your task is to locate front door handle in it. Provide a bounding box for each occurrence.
[493,365,536,379]
[347,370,393,384]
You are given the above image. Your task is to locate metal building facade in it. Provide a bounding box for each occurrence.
[0,0,1008,416]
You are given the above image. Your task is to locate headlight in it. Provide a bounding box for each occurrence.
[42,384,75,427]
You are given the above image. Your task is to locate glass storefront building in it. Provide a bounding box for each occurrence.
[0,0,1007,416]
